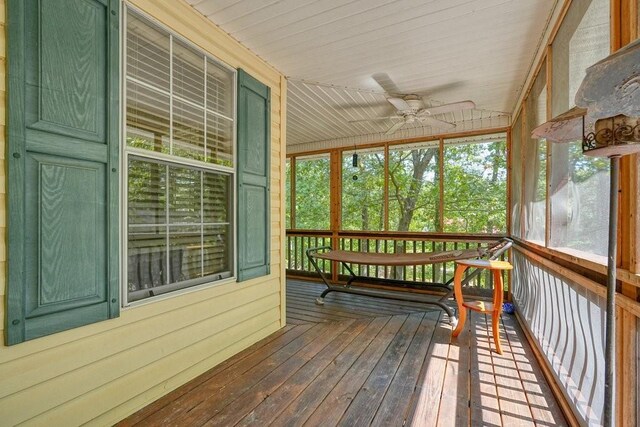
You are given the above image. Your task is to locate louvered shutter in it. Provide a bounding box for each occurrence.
[236,69,270,281]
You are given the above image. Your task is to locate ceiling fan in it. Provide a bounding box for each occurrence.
[348,74,476,135]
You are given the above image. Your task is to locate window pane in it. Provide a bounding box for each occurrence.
[552,0,610,115]
[206,113,233,167]
[203,172,231,224]
[443,135,507,233]
[523,62,547,244]
[173,100,205,161]
[173,40,205,106]
[511,113,523,238]
[127,157,233,302]
[169,165,202,224]
[549,0,610,260]
[342,149,385,231]
[295,154,330,229]
[128,158,166,225]
[126,81,170,153]
[207,59,234,118]
[169,225,202,283]
[126,7,234,167]
[128,225,167,292]
[203,225,231,277]
[549,143,610,259]
[388,141,440,232]
[126,11,170,91]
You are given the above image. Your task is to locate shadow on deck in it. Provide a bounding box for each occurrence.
[119,279,566,426]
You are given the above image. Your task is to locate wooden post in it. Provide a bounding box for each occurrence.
[545,45,553,248]
[506,129,513,301]
[384,143,389,231]
[290,155,296,229]
[613,3,639,425]
[330,150,341,282]
[439,138,445,232]
[519,104,527,238]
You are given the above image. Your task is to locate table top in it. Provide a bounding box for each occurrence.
[456,259,513,270]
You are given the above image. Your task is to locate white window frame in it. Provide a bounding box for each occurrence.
[120,4,238,307]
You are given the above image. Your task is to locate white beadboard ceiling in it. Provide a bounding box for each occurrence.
[187,0,558,150]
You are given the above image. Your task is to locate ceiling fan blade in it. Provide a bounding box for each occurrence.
[420,100,476,116]
[387,97,411,111]
[385,121,406,135]
[419,115,456,130]
[372,73,401,95]
[335,101,391,110]
[348,117,398,123]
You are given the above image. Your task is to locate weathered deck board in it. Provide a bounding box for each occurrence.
[285,279,439,324]
[119,280,567,427]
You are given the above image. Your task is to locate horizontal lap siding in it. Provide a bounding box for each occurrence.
[0,0,286,425]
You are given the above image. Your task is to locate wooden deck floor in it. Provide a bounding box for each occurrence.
[120,280,566,426]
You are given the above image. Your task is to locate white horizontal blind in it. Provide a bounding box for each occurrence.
[126,10,234,167]
[125,8,235,303]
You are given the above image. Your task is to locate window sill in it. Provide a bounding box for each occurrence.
[123,276,237,309]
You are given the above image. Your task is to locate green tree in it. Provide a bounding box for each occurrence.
[295,156,331,229]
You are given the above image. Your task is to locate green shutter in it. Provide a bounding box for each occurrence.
[236,69,271,281]
[6,0,120,345]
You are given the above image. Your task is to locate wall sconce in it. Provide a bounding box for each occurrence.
[583,114,640,157]
[531,37,640,427]
[532,108,640,157]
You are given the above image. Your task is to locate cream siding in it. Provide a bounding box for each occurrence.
[0,0,286,425]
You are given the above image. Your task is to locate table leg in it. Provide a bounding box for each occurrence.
[492,269,504,354]
[452,264,467,337]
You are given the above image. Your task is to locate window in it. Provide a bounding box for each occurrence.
[443,135,507,233]
[550,0,610,260]
[125,9,235,303]
[388,141,440,232]
[341,148,385,231]
[523,62,548,244]
[511,113,523,238]
[294,154,330,229]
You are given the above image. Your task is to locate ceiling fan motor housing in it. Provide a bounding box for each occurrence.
[404,96,423,111]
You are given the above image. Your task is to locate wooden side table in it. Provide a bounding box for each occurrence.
[451,259,513,354]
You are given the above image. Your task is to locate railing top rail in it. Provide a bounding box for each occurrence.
[286,229,506,242]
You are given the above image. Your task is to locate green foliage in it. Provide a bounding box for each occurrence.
[295,156,331,229]
[388,147,439,232]
[341,151,385,231]
[287,139,508,234]
[443,140,507,233]
[549,141,610,255]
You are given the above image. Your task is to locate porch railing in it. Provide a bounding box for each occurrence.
[285,230,509,295]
